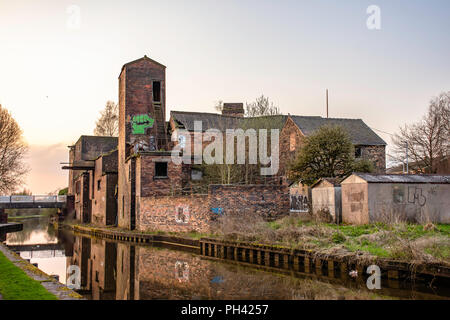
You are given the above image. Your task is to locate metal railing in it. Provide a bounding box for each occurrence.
[0,195,67,203]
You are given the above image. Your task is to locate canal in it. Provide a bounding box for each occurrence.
[3,217,449,300]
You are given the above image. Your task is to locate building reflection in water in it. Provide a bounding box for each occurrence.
[64,234,449,300]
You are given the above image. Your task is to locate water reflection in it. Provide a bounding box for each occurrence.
[4,218,450,300]
[4,217,69,283]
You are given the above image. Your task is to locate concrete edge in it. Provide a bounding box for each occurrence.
[0,243,85,300]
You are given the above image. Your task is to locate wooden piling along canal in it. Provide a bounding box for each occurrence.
[198,238,450,285]
[59,223,450,294]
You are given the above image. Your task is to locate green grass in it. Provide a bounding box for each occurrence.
[7,215,45,220]
[0,251,58,300]
[344,239,390,258]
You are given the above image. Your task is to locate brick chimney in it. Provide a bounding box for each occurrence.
[222,103,244,117]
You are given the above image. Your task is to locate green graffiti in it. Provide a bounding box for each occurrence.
[131,114,154,134]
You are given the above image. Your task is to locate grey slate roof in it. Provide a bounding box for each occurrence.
[74,135,118,161]
[171,111,287,131]
[290,116,386,146]
[171,111,385,146]
[352,173,450,184]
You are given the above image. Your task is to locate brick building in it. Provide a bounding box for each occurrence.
[63,136,118,224]
[64,55,386,229]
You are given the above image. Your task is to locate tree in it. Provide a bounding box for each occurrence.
[391,91,449,173]
[0,104,29,194]
[58,187,68,195]
[214,100,224,113]
[289,125,373,186]
[94,101,119,136]
[245,95,281,117]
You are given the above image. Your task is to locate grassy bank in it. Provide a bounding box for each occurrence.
[0,250,57,300]
[213,216,450,265]
[63,216,450,265]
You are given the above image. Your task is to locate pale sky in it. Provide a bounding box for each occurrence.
[0,0,449,194]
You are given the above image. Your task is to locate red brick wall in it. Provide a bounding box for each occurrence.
[360,145,386,173]
[74,172,91,223]
[118,57,166,230]
[209,184,290,220]
[137,194,210,233]
[136,184,289,233]
[279,117,305,177]
[137,153,184,197]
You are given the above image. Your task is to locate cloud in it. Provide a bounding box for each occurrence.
[22,143,69,194]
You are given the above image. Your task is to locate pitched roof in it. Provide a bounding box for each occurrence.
[290,116,386,146]
[119,55,166,77]
[349,173,450,184]
[170,111,287,132]
[311,177,342,188]
[171,111,385,146]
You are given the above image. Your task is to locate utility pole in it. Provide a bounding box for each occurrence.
[326,89,329,118]
[406,141,409,174]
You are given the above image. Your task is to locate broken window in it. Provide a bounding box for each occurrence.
[355,147,362,158]
[153,81,161,102]
[155,162,168,178]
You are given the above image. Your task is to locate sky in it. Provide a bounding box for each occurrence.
[0,0,449,194]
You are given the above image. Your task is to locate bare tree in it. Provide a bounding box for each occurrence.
[245,95,281,117]
[392,91,450,173]
[214,100,224,113]
[0,104,29,194]
[94,101,119,136]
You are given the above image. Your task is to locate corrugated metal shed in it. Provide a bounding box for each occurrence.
[353,173,450,184]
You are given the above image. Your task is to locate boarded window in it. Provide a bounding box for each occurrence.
[393,185,405,203]
[155,162,168,178]
[153,81,161,102]
[191,169,203,181]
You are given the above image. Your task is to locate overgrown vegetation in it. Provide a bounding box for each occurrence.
[289,125,374,186]
[0,251,57,300]
[212,215,450,264]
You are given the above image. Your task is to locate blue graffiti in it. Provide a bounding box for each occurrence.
[211,276,224,284]
[211,207,224,215]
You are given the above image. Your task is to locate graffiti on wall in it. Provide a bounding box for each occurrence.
[290,194,308,212]
[174,261,189,282]
[408,187,426,207]
[175,206,190,224]
[131,114,154,134]
[211,207,224,215]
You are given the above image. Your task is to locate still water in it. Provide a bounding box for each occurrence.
[4,217,449,300]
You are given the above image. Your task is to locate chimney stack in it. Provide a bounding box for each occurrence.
[222,103,244,117]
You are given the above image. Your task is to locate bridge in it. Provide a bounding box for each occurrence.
[0,195,67,209]
[7,243,66,259]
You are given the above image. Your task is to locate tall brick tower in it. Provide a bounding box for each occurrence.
[117,55,167,229]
